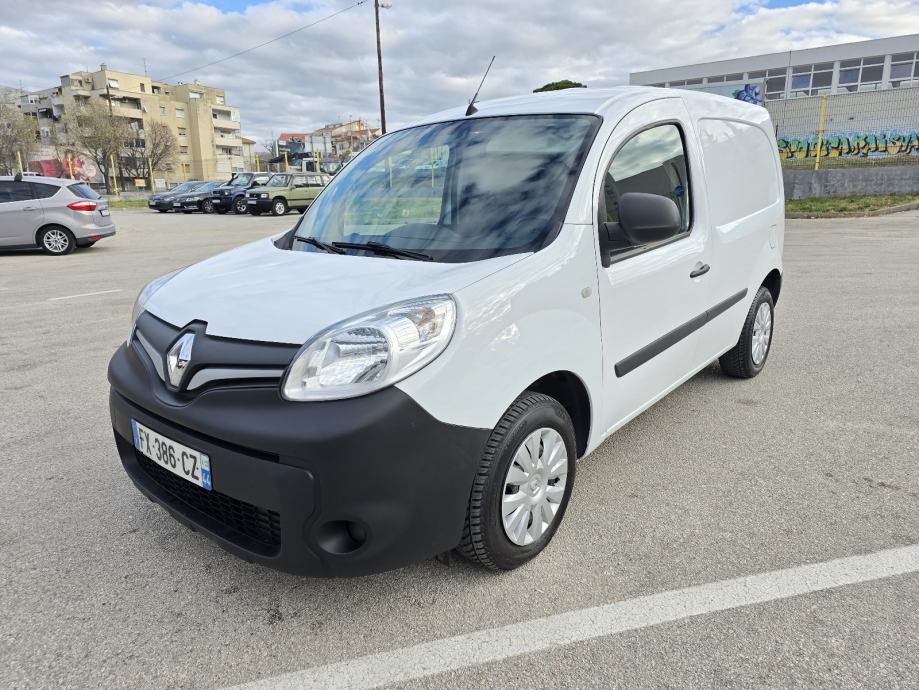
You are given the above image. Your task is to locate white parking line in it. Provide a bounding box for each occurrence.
[47,289,122,302]
[230,544,919,690]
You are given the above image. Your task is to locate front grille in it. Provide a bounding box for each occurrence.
[136,451,282,550]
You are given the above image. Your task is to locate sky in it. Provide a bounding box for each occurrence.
[1,0,918,144]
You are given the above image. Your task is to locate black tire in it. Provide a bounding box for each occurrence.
[719,286,775,378]
[201,199,215,214]
[271,198,288,216]
[233,197,248,215]
[38,226,76,256]
[458,392,577,571]
[249,209,262,216]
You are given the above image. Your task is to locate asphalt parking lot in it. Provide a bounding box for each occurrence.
[1,208,917,689]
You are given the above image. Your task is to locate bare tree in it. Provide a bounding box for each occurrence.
[123,120,176,180]
[64,100,131,193]
[0,102,36,175]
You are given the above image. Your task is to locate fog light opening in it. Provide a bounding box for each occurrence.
[316,520,367,555]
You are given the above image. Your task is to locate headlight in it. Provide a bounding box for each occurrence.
[282,295,456,401]
[259,193,268,198]
[128,268,183,343]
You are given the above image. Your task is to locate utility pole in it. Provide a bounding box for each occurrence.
[374,0,388,134]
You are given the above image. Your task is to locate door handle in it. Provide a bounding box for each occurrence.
[22,206,38,211]
[690,263,710,278]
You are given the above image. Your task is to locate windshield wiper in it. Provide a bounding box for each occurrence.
[293,236,345,254]
[332,241,433,261]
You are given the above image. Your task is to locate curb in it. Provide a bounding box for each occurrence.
[786,201,919,219]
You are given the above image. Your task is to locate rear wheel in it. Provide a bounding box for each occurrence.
[271,198,288,216]
[719,286,775,378]
[39,226,76,256]
[458,392,576,571]
[233,197,248,214]
[201,199,215,214]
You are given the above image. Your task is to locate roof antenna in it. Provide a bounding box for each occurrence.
[465,56,495,116]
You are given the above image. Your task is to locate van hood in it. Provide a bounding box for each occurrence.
[144,237,527,345]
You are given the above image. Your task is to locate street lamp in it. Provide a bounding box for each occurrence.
[375,0,392,134]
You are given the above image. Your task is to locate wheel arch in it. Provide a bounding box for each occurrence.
[761,268,782,304]
[525,370,591,458]
[34,223,73,247]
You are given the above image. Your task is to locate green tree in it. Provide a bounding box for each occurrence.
[533,80,587,93]
[0,102,36,174]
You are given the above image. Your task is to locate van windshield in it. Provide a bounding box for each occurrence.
[291,114,599,262]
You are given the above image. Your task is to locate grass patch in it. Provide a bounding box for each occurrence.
[786,193,919,214]
[107,198,151,209]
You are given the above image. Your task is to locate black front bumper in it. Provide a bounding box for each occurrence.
[211,195,236,211]
[246,197,273,212]
[108,341,488,577]
[148,200,174,211]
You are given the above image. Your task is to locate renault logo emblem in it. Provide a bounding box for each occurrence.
[166,333,195,388]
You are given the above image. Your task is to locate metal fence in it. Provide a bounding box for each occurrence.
[767,85,919,170]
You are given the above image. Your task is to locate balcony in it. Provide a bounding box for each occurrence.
[212,117,240,131]
[215,134,242,147]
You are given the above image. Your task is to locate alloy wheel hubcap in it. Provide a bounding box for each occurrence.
[501,427,568,546]
[275,202,284,214]
[44,229,68,253]
[751,302,772,365]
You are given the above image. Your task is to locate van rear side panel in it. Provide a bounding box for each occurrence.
[680,94,784,362]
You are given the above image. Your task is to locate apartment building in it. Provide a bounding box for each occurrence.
[19,64,244,184]
[275,119,382,162]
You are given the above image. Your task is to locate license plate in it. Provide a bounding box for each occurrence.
[247,199,256,204]
[131,420,212,491]
[173,202,181,207]
[100,208,110,217]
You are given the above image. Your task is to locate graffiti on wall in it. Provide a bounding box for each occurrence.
[25,144,100,182]
[777,130,919,160]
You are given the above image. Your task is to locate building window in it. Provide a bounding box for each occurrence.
[108,79,119,88]
[140,83,145,93]
[180,145,189,154]
[787,62,833,98]
[890,51,918,88]
[837,55,886,92]
[152,85,161,95]
[176,107,185,118]
[215,95,225,105]
[177,127,187,136]
[189,91,202,99]
[159,104,166,115]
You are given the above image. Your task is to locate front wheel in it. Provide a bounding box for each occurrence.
[201,199,215,214]
[457,392,576,571]
[719,286,775,378]
[271,199,288,216]
[233,197,248,214]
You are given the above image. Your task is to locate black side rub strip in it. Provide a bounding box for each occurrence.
[614,288,748,377]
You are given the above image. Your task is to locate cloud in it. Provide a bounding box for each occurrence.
[0,0,917,142]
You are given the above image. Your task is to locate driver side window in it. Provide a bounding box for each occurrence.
[603,124,691,234]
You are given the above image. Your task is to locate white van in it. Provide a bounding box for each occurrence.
[108,87,783,576]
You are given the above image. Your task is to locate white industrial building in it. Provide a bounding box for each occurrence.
[630,33,919,101]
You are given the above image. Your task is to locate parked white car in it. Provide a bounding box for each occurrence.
[109,87,783,576]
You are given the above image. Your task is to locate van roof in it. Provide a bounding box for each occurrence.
[411,85,766,127]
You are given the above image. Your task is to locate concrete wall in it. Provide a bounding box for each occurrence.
[783,165,919,199]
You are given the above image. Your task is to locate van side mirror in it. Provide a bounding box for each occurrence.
[599,192,682,267]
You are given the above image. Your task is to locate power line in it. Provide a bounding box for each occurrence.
[155,0,369,82]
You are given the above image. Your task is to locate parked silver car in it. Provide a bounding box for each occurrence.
[0,174,115,255]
